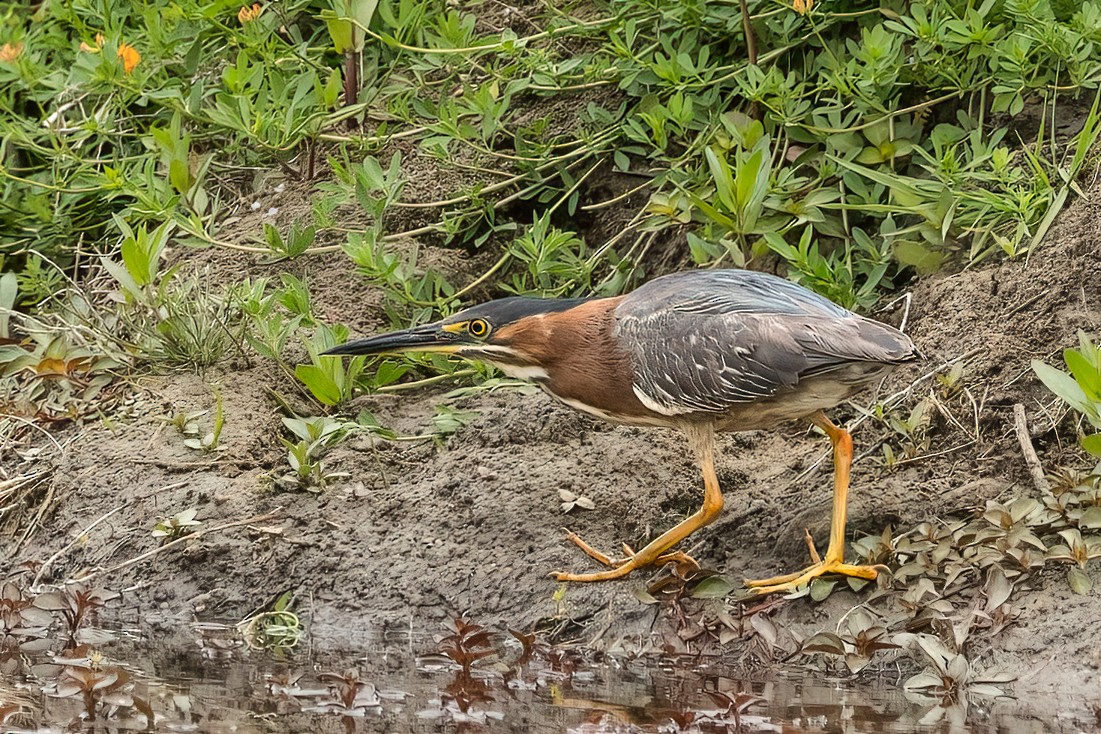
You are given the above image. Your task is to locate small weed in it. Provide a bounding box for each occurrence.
[558,489,595,513]
[0,581,52,655]
[276,416,351,491]
[262,221,317,261]
[48,648,154,723]
[160,410,207,438]
[238,591,303,652]
[151,508,201,544]
[33,586,120,647]
[435,616,495,674]
[312,669,382,717]
[429,405,479,440]
[181,389,226,452]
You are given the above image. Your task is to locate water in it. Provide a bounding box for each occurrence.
[0,624,1061,733]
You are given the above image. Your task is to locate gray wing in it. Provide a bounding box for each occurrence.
[614,270,916,415]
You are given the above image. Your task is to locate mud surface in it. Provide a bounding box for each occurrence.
[4,173,1101,726]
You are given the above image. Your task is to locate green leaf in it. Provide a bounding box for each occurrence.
[855,146,886,164]
[101,257,142,301]
[686,232,722,264]
[690,575,735,599]
[1031,360,1089,411]
[324,15,354,53]
[734,148,762,210]
[374,360,408,387]
[1065,349,1101,402]
[809,577,836,601]
[1081,433,1101,458]
[613,150,630,172]
[893,240,946,274]
[295,364,343,405]
[705,147,737,213]
[1067,566,1093,595]
[0,272,17,338]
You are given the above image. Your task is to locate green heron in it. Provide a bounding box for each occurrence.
[326,269,918,594]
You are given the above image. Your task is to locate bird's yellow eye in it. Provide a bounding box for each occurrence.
[468,319,490,338]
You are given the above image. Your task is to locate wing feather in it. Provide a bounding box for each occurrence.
[614,270,916,416]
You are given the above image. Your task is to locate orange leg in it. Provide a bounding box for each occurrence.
[744,411,879,595]
[553,424,722,582]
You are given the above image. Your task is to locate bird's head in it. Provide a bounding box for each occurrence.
[324,297,593,369]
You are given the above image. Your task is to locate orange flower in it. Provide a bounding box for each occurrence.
[0,41,23,62]
[117,42,140,74]
[792,0,813,14]
[238,3,263,23]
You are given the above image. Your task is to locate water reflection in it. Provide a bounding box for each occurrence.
[0,624,1051,734]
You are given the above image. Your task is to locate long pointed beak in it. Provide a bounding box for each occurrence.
[323,323,465,357]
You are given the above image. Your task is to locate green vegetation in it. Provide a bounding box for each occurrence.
[237,590,304,651]
[1033,332,1101,457]
[3,3,1101,699]
[151,507,202,542]
[2,0,1100,426]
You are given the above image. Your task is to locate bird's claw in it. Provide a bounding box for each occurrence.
[743,559,882,596]
[551,529,700,582]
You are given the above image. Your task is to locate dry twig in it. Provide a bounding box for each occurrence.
[1013,403,1050,494]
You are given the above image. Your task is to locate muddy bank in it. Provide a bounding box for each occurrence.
[3,181,1101,727]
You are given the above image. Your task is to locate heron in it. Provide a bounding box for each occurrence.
[326,269,918,594]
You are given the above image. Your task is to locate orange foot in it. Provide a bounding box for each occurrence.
[744,530,880,595]
[552,530,700,582]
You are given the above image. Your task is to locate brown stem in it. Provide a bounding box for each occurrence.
[343,50,360,108]
[738,0,758,66]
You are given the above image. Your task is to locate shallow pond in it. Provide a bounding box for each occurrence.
[0,622,1060,734]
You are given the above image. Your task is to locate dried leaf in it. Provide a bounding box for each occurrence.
[915,634,953,669]
[983,567,1013,612]
[801,631,845,655]
[718,627,740,645]
[32,592,67,611]
[968,683,1007,697]
[1079,506,1101,529]
[904,671,943,690]
[845,652,871,674]
[749,613,778,649]
[946,654,969,682]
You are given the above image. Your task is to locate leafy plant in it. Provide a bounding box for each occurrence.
[501,214,593,297]
[1032,331,1101,457]
[263,221,317,260]
[49,650,154,723]
[152,508,202,543]
[296,325,368,407]
[435,616,495,674]
[33,586,120,647]
[429,405,479,440]
[238,591,303,652]
[181,389,226,452]
[897,633,1014,699]
[277,415,350,491]
[312,668,382,716]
